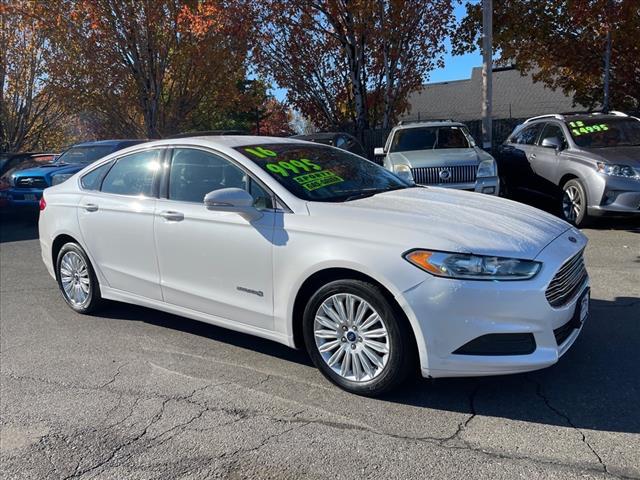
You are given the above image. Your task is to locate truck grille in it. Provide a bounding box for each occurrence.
[545,250,588,307]
[15,176,48,189]
[411,165,477,185]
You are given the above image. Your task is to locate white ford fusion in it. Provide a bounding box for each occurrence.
[39,136,590,396]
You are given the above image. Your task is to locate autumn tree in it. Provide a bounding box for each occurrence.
[0,1,67,152]
[41,0,255,139]
[452,0,640,111]
[255,0,456,137]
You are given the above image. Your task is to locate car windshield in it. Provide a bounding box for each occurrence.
[390,126,471,152]
[237,143,410,202]
[566,118,640,148]
[55,145,115,165]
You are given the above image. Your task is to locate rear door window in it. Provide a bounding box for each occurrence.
[101,150,160,197]
[81,161,113,190]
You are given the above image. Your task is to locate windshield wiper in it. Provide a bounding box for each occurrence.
[343,185,408,202]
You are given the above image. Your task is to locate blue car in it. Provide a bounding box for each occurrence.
[7,139,145,209]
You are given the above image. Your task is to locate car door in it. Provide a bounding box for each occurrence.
[77,148,163,300]
[497,124,539,191]
[153,147,276,330]
[533,122,568,193]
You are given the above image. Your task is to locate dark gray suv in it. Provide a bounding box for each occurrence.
[497,112,640,226]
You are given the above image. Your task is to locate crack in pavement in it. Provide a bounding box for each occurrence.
[3,370,636,479]
[526,375,610,477]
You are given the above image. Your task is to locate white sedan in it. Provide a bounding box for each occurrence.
[39,136,590,396]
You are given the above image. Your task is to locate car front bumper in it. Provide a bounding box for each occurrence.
[397,228,589,378]
[415,176,500,196]
[586,174,640,216]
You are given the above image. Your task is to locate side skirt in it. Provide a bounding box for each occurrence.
[101,285,294,347]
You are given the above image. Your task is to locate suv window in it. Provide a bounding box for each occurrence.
[169,148,273,209]
[101,150,160,197]
[510,123,544,145]
[539,123,567,149]
[81,161,113,190]
[390,126,470,152]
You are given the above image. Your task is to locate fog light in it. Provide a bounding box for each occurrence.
[603,190,619,205]
[482,186,496,194]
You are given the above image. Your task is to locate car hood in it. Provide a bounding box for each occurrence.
[579,146,640,167]
[387,148,481,167]
[12,164,83,178]
[307,187,572,260]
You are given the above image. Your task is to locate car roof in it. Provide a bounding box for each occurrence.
[139,135,315,149]
[72,139,146,147]
[393,121,466,130]
[291,132,349,140]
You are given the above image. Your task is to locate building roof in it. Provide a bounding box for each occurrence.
[403,66,585,122]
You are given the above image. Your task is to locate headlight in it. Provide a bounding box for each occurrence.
[477,159,497,178]
[596,163,639,179]
[393,164,414,184]
[404,250,541,281]
[51,173,73,185]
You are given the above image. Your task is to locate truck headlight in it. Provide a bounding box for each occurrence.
[477,159,497,178]
[51,173,73,185]
[404,250,541,281]
[596,163,639,179]
[393,164,414,184]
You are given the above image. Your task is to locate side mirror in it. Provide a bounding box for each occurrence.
[541,137,562,150]
[203,188,262,222]
[373,147,385,156]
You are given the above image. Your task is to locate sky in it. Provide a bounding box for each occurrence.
[270,2,482,102]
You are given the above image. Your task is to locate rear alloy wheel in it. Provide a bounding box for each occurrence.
[561,179,589,227]
[56,242,103,314]
[303,280,414,396]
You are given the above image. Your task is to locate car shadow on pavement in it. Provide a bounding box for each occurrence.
[97,301,314,367]
[0,213,40,243]
[99,295,639,435]
[385,295,640,434]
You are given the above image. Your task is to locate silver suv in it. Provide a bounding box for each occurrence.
[497,112,640,226]
[375,121,499,195]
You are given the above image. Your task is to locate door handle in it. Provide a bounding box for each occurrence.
[159,210,184,222]
[83,203,99,212]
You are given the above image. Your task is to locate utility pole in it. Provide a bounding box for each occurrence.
[603,28,612,112]
[481,0,493,150]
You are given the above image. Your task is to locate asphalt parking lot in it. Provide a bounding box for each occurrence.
[1,211,639,480]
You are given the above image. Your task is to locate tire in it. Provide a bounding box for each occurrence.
[499,175,510,198]
[56,242,103,314]
[302,279,415,396]
[560,178,589,227]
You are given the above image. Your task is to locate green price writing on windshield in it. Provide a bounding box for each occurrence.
[266,159,322,177]
[569,121,609,136]
[244,147,277,158]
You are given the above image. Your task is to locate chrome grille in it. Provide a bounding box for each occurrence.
[15,176,48,189]
[545,250,588,307]
[411,165,477,185]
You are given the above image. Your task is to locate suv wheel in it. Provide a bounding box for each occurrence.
[561,179,589,227]
[303,279,414,396]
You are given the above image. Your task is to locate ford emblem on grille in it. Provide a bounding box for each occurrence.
[568,236,577,243]
[439,168,451,180]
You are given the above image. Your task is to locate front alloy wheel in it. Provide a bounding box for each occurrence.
[561,179,588,227]
[303,279,415,396]
[314,293,390,382]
